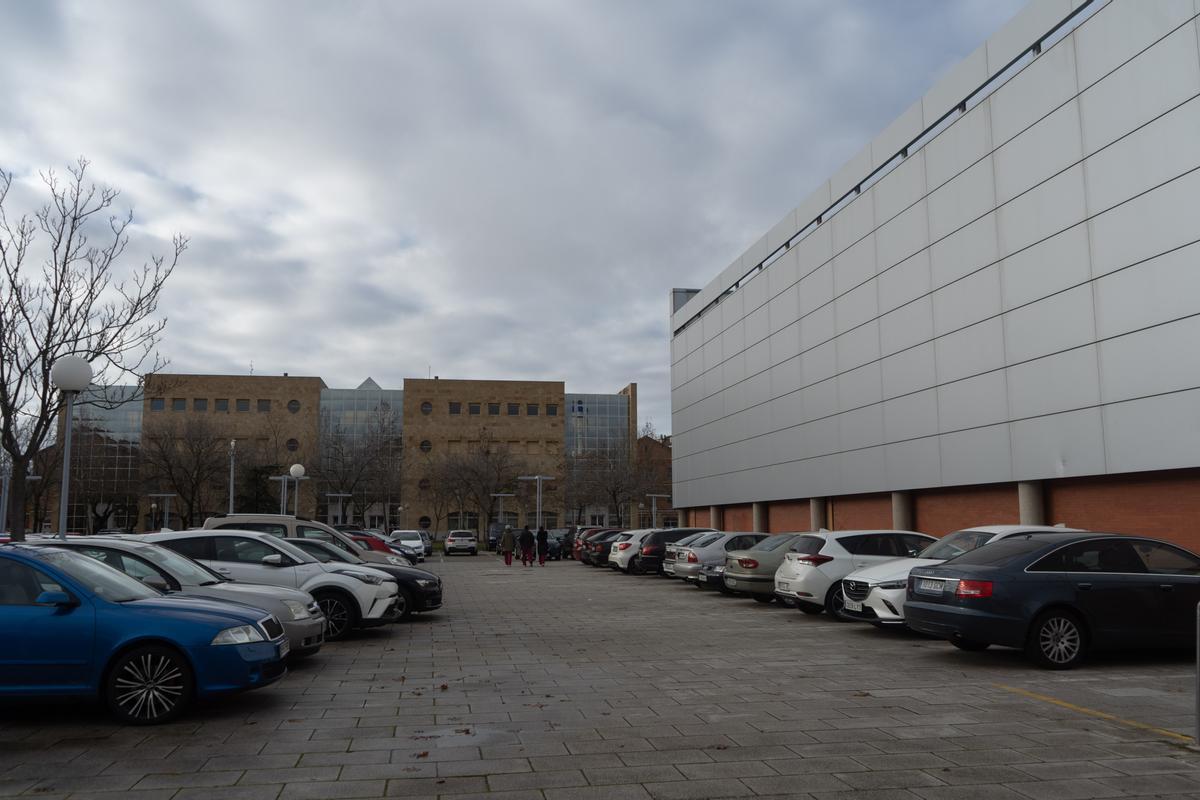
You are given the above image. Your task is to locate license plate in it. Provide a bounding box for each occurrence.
[778,581,790,590]
[278,639,290,658]
[843,598,863,612]
[726,578,737,587]
[697,574,707,582]
[917,578,944,594]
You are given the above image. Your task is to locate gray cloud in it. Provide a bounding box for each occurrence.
[0,0,1025,432]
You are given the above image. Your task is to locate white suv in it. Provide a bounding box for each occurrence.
[147,530,399,641]
[609,529,653,573]
[204,514,409,568]
[444,530,478,555]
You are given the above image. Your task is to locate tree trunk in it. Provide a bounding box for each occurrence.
[9,458,29,541]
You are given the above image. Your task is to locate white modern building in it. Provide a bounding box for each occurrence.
[670,0,1200,549]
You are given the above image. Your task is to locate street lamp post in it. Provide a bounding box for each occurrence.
[646,493,671,529]
[517,475,554,531]
[269,475,290,514]
[0,473,41,535]
[289,464,308,517]
[491,491,515,549]
[228,439,236,514]
[327,492,352,526]
[150,502,157,530]
[51,355,93,540]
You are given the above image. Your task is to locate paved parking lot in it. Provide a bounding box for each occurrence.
[3,554,1200,799]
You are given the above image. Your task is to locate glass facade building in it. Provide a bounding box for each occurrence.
[65,386,143,533]
[565,393,631,456]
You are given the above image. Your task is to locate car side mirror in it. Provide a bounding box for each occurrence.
[36,590,76,606]
[141,575,170,591]
[261,554,285,566]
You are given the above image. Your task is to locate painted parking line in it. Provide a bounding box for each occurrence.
[995,682,1194,744]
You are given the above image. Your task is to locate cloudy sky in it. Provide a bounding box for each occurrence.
[2,0,1025,433]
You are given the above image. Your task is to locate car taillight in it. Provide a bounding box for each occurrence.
[686,552,698,563]
[956,580,993,598]
[794,554,834,567]
[737,558,759,569]
[617,542,631,550]
[641,546,653,555]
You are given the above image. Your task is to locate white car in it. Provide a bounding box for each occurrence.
[773,529,936,618]
[840,525,1082,626]
[609,529,654,573]
[673,532,768,582]
[444,530,478,555]
[388,530,427,561]
[146,530,400,641]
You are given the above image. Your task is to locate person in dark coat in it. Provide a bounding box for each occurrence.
[537,526,549,566]
[519,525,535,567]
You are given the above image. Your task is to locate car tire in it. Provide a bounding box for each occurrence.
[396,589,414,620]
[752,595,775,604]
[951,638,991,651]
[314,590,360,641]
[104,644,193,725]
[824,583,852,621]
[1026,609,1087,669]
[797,602,824,615]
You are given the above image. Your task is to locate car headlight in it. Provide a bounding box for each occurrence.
[877,580,907,590]
[415,578,436,587]
[334,569,384,585]
[211,624,265,645]
[282,599,311,620]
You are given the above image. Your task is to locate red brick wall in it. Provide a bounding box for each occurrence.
[768,500,809,532]
[829,493,892,530]
[914,484,1018,536]
[722,504,752,531]
[1046,469,1200,551]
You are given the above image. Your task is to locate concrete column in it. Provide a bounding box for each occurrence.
[709,505,722,530]
[809,498,827,531]
[891,491,913,530]
[752,501,767,533]
[1018,481,1045,525]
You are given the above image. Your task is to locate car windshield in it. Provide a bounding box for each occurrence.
[918,530,996,560]
[128,543,226,586]
[292,539,358,563]
[672,533,705,547]
[693,533,723,548]
[942,535,1053,567]
[267,537,319,564]
[38,549,159,603]
[751,534,797,552]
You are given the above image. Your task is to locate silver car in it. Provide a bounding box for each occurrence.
[663,532,711,576]
[674,532,769,583]
[37,536,327,657]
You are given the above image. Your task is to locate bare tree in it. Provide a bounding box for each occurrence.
[456,433,525,535]
[0,159,185,539]
[141,415,227,528]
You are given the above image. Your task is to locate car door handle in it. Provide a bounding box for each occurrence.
[1160,584,1175,592]
[1076,582,1092,590]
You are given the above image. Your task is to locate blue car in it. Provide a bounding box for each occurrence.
[0,544,289,724]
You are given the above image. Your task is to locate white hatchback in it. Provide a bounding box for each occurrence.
[444,530,478,555]
[773,530,936,618]
[840,525,1082,626]
[609,529,654,573]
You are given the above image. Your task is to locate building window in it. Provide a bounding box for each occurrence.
[418,478,431,491]
[488,403,500,415]
[547,403,558,417]
[171,398,186,412]
[286,438,299,452]
[193,399,208,412]
[507,403,520,416]
[449,402,461,415]
[287,400,301,414]
[420,401,432,415]
[419,440,432,453]
[527,403,539,416]
[418,516,432,529]
[257,399,271,413]
[150,398,165,411]
[468,402,481,416]
[215,399,229,412]
[236,399,250,412]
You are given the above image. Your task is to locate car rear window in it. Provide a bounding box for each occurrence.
[615,534,632,542]
[692,533,723,548]
[789,536,825,555]
[946,535,1054,567]
[751,534,797,552]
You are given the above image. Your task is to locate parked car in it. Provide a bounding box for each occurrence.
[388,530,428,558]
[35,536,326,657]
[773,530,935,617]
[445,530,479,556]
[546,530,566,560]
[580,530,623,566]
[635,528,717,574]
[696,562,730,591]
[288,538,442,619]
[590,530,628,568]
[418,530,433,556]
[574,528,617,560]
[146,530,399,641]
[0,544,288,724]
[906,532,1200,669]
[674,532,769,583]
[840,525,1081,626]
[722,533,806,602]
[663,532,715,576]
[204,514,410,568]
[608,530,653,572]
[351,531,421,563]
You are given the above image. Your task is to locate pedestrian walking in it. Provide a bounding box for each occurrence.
[537,526,549,566]
[499,525,516,566]
[519,525,535,566]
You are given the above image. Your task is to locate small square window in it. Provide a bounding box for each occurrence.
[488,403,500,416]
[193,399,208,412]
[507,403,520,416]
[547,403,558,417]
[236,399,250,412]
[171,398,186,412]
[215,399,229,412]
[468,402,481,416]
[527,404,539,416]
[257,399,271,413]
[150,398,165,412]
[449,402,462,415]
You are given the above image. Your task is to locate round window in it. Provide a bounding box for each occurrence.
[419,440,432,453]
[286,438,299,452]
[287,400,301,414]
[418,516,432,529]
[420,401,432,415]
[418,478,431,491]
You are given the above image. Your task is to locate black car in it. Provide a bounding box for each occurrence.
[289,539,443,619]
[636,528,716,574]
[582,530,624,566]
[906,532,1200,669]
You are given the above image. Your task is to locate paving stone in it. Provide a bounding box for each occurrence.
[486,769,589,791]
[543,786,652,800]
[743,774,852,794]
[643,778,754,798]
[1002,778,1125,799]
[280,780,387,799]
[677,760,777,779]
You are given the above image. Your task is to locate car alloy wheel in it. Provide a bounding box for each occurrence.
[106,645,193,725]
[1028,610,1086,669]
[315,592,358,641]
[824,582,852,621]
